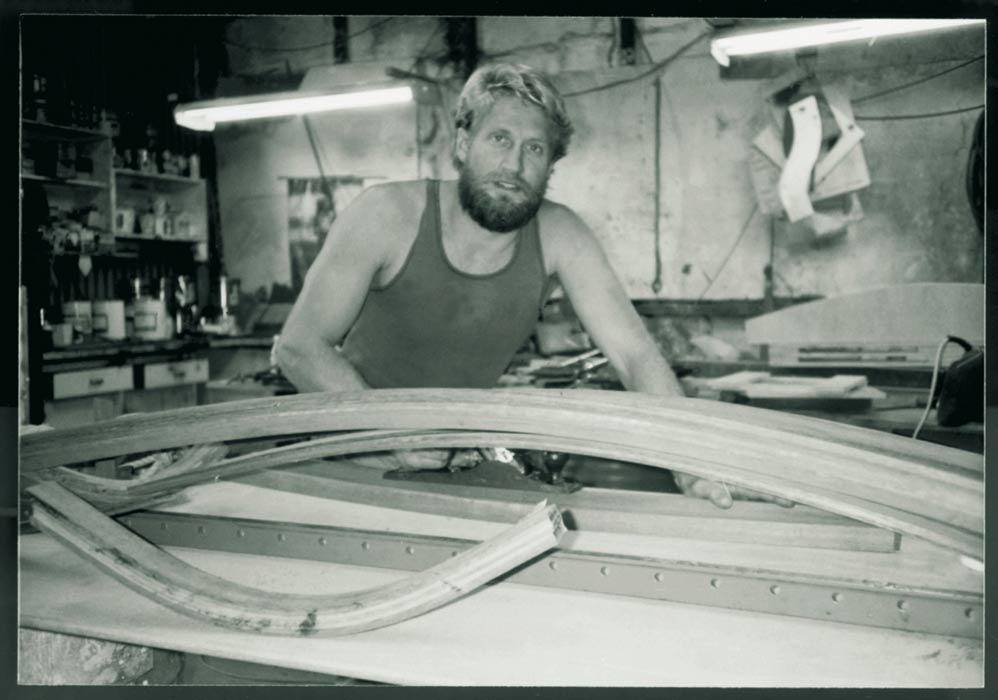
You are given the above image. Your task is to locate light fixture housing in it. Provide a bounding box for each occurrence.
[174,83,414,132]
[710,19,985,67]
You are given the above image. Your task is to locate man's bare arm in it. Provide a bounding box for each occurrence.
[545,207,791,508]
[275,186,390,392]
[544,207,683,397]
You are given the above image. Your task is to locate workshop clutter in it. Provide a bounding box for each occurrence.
[746,70,870,240]
[114,197,199,241]
[114,145,200,180]
[21,140,97,182]
[23,76,201,181]
[46,274,199,347]
[39,205,111,255]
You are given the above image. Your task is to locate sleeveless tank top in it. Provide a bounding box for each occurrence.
[340,179,549,388]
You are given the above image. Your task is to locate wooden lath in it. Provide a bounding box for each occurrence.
[27,480,564,637]
[236,459,901,552]
[20,389,983,560]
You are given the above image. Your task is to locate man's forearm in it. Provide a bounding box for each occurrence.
[618,351,684,397]
[275,339,370,393]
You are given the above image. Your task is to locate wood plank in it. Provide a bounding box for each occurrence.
[26,480,565,636]
[741,377,874,399]
[19,390,982,554]
[239,461,900,552]
[745,283,984,346]
[158,481,984,596]
[23,388,978,474]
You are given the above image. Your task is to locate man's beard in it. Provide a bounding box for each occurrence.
[457,166,547,233]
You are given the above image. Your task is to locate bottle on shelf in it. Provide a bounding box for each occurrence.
[32,74,48,122]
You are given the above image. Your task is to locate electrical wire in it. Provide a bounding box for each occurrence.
[406,20,446,74]
[302,116,335,213]
[852,55,983,104]
[563,30,710,98]
[697,203,759,302]
[854,105,983,121]
[344,17,396,41]
[636,23,656,64]
[222,18,395,53]
[912,336,955,440]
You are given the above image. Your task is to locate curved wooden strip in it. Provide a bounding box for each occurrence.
[778,96,822,221]
[26,480,564,636]
[239,461,900,553]
[21,389,978,475]
[21,390,981,553]
[49,427,977,556]
[567,388,982,477]
[51,418,981,533]
[59,430,980,557]
[64,413,980,518]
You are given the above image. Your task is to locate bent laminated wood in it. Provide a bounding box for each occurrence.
[20,388,982,558]
[26,480,564,636]
[237,460,900,552]
[45,429,896,552]
[40,426,975,555]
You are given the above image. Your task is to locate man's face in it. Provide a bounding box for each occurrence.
[455,94,555,233]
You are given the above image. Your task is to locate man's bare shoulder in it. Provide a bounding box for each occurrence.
[537,199,596,248]
[334,180,427,256]
[350,180,426,219]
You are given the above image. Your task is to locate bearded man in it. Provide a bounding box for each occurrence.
[276,63,788,508]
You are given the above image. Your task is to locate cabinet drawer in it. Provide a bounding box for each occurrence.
[143,359,208,389]
[52,366,134,400]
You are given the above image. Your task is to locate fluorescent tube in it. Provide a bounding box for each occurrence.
[710,19,985,67]
[174,85,414,131]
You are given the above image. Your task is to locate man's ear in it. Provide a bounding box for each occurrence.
[455,127,471,164]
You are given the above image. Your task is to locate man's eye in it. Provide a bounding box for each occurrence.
[528,143,545,155]
[491,133,509,145]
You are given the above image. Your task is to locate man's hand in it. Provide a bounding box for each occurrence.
[349,448,484,472]
[672,471,795,509]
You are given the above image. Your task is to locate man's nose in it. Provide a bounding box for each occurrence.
[500,144,525,174]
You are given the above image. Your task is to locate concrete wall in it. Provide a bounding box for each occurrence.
[214,16,984,300]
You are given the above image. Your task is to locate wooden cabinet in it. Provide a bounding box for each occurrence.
[142,358,209,389]
[51,366,133,400]
[44,356,209,428]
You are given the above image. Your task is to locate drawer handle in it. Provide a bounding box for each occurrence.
[88,377,105,387]
[169,369,187,379]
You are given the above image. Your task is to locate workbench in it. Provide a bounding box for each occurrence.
[674,359,984,453]
[19,480,983,686]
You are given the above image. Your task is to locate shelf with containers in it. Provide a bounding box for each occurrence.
[20,118,210,259]
[21,117,214,427]
[111,167,209,257]
[20,118,116,255]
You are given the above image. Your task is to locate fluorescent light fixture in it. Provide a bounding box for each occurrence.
[710,19,985,67]
[174,85,414,132]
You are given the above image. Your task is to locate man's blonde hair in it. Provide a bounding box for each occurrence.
[453,63,574,165]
